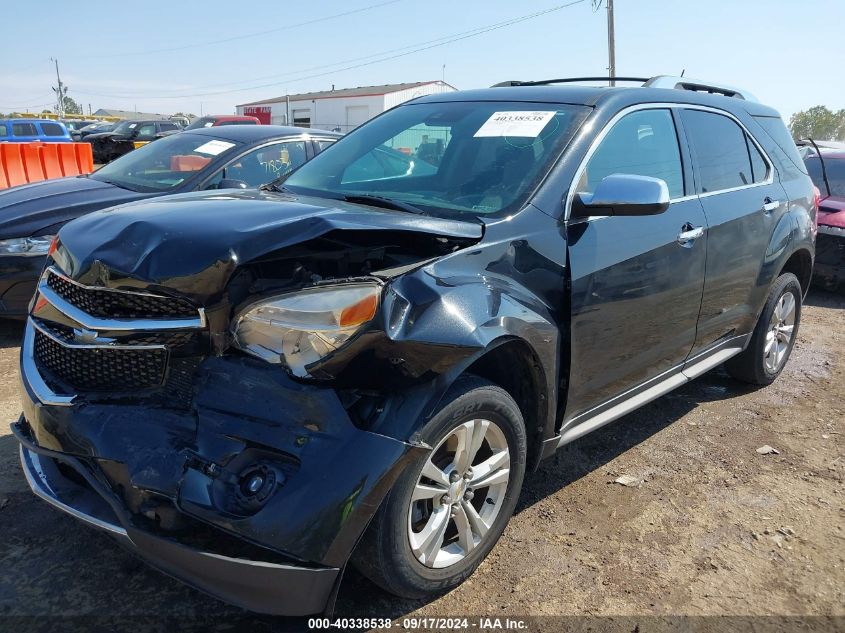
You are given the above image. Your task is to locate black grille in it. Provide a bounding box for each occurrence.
[47,271,199,320]
[34,329,167,391]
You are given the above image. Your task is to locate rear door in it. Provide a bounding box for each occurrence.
[679,108,786,356]
[564,107,708,421]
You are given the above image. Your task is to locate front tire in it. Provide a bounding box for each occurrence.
[725,272,802,385]
[352,376,527,599]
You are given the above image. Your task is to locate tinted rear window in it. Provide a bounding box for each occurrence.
[753,115,808,177]
[805,155,845,198]
[41,122,65,136]
[218,119,257,126]
[682,109,752,193]
[12,123,37,136]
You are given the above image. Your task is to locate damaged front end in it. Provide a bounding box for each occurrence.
[14,191,492,615]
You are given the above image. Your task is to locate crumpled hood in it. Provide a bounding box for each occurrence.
[0,176,148,239]
[819,195,845,229]
[56,188,483,301]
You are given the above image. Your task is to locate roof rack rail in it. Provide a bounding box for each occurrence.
[492,77,648,87]
[491,75,758,102]
[643,75,758,102]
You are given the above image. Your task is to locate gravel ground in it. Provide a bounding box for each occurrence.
[0,290,842,632]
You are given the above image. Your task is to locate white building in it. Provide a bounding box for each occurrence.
[236,81,457,132]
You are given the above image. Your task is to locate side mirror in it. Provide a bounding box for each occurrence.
[218,178,249,189]
[571,174,670,218]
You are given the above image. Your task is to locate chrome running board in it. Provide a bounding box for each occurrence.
[558,341,744,448]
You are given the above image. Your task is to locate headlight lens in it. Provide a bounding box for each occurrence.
[232,282,381,377]
[0,235,56,256]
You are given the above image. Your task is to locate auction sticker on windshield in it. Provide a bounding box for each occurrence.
[194,140,236,156]
[474,111,556,137]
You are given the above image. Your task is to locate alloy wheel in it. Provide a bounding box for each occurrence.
[764,291,796,373]
[407,418,511,569]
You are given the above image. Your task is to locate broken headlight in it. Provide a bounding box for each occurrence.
[231,282,381,377]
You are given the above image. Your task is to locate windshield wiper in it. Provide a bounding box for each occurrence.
[341,194,425,215]
[259,180,288,193]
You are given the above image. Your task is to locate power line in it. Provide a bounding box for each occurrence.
[74,0,403,59]
[72,1,588,102]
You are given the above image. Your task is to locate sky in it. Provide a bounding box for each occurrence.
[1,0,843,122]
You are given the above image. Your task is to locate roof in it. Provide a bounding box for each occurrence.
[237,81,455,106]
[0,118,64,123]
[183,124,342,143]
[415,84,780,117]
[93,108,171,120]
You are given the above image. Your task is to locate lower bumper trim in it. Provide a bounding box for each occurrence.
[17,436,340,616]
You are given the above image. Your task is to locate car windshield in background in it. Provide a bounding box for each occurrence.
[185,117,216,130]
[90,133,242,192]
[806,155,845,198]
[283,101,589,218]
[110,121,137,135]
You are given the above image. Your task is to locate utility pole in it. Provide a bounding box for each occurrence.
[606,0,616,86]
[51,57,66,117]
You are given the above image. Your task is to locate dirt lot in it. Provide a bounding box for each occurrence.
[0,291,842,632]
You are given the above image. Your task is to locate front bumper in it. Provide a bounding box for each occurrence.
[813,227,845,292]
[16,314,425,615]
[16,433,339,616]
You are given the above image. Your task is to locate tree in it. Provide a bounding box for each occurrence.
[61,96,82,115]
[789,106,845,141]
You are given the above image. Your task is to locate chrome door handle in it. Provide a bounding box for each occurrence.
[762,198,781,213]
[677,226,704,244]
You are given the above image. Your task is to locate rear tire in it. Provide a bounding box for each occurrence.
[352,376,526,599]
[725,272,802,385]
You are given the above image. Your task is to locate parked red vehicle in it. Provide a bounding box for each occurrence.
[184,115,261,129]
[802,145,845,292]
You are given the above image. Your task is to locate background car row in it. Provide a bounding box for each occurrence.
[0,124,339,317]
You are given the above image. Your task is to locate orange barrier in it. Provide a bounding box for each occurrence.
[58,144,81,177]
[0,144,27,188]
[74,143,94,173]
[21,144,45,183]
[0,142,94,190]
[39,143,63,180]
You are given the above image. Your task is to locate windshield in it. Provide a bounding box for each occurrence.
[91,133,242,192]
[806,155,845,198]
[283,101,589,218]
[185,117,215,130]
[111,121,137,135]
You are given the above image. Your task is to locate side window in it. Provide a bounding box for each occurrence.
[316,140,335,152]
[0,124,7,137]
[41,122,65,137]
[682,110,753,193]
[578,109,684,198]
[135,124,157,140]
[12,123,37,137]
[160,122,178,132]
[205,141,308,189]
[747,136,769,184]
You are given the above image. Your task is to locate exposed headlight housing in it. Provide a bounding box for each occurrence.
[0,235,56,256]
[232,282,381,377]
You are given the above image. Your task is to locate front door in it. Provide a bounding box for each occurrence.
[564,107,707,422]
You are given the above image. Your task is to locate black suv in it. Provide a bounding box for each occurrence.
[85,119,182,163]
[14,76,815,616]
